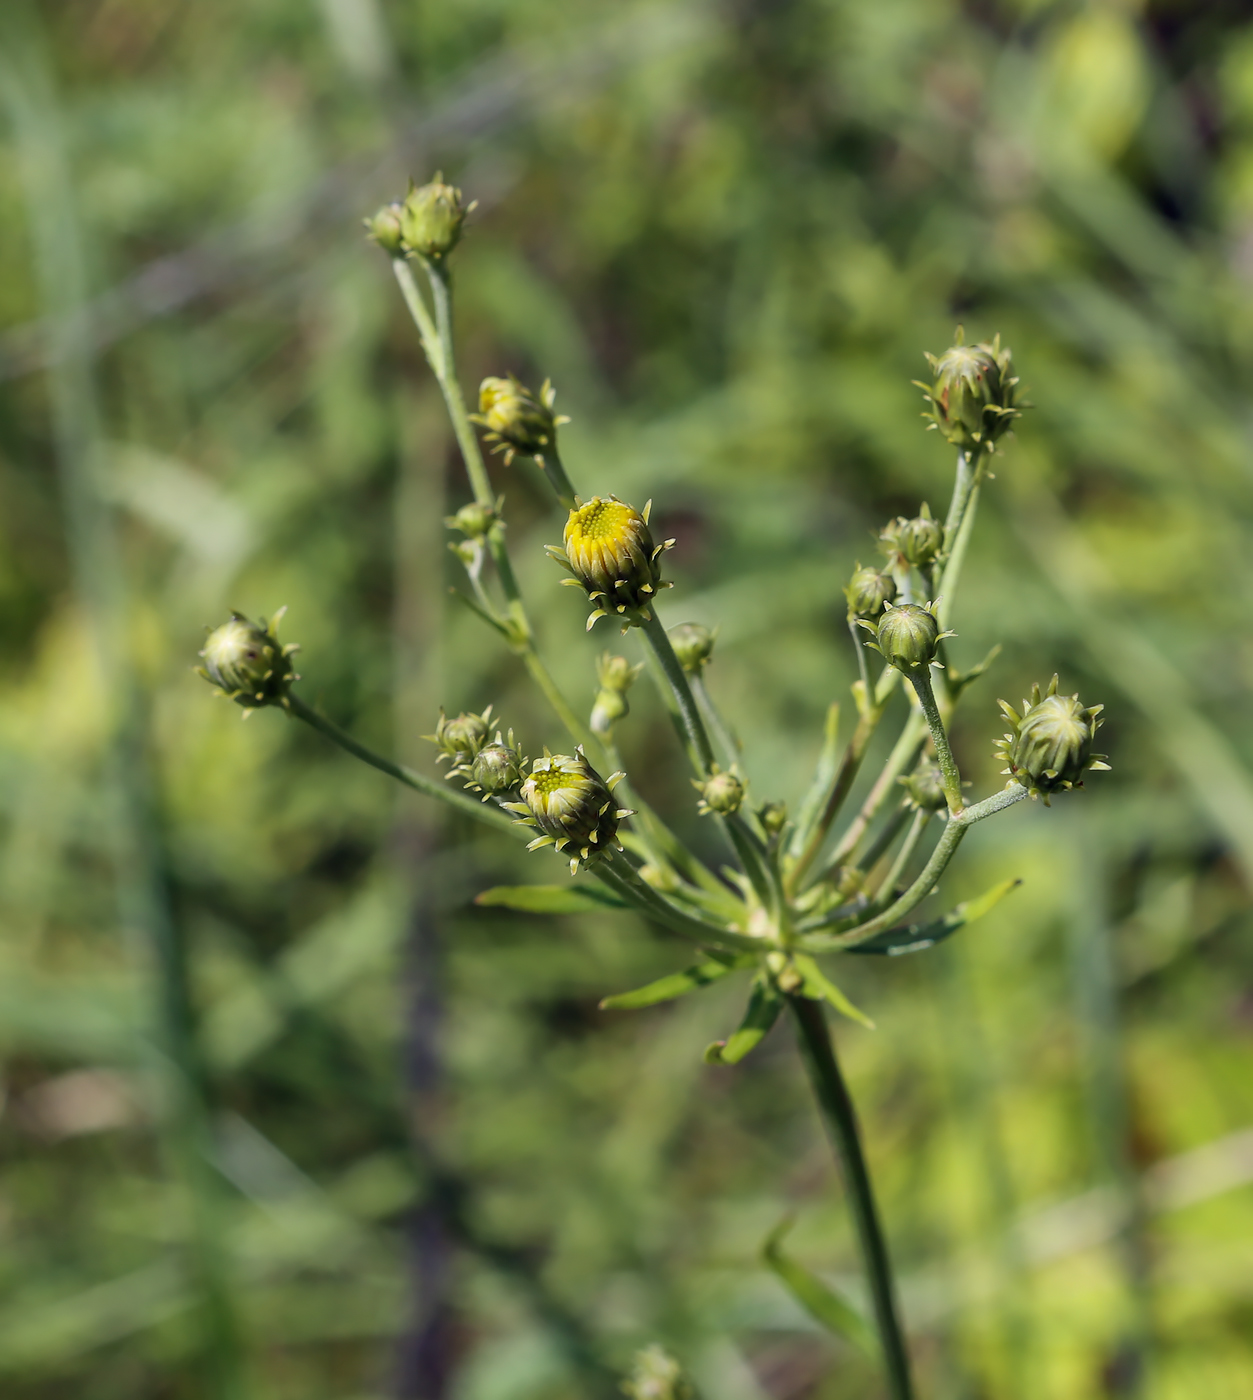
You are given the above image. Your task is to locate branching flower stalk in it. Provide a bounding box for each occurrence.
[201,178,1109,1400]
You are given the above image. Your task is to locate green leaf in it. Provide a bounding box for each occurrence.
[703,975,782,1064]
[787,701,840,862]
[847,877,1022,956]
[762,1217,875,1356]
[474,884,630,915]
[600,953,755,1010]
[792,954,875,1028]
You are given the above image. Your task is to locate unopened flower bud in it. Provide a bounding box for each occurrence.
[916,330,1023,454]
[467,738,526,799]
[399,173,474,261]
[471,375,568,466]
[425,705,495,765]
[446,500,497,539]
[363,201,405,256]
[694,765,744,817]
[590,687,629,736]
[623,1346,693,1400]
[548,496,674,631]
[503,748,633,874]
[844,564,897,620]
[901,757,946,811]
[859,601,952,672]
[197,609,299,711]
[995,675,1109,803]
[596,652,642,693]
[758,801,788,836]
[880,504,943,569]
[668,622,716,673]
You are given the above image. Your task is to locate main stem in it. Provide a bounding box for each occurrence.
[789,998,915,1400]
[907,667,963,814]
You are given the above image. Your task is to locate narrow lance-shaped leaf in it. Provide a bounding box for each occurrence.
[786,701,840,863]
[600,953,756,1011]
[846,877,1021,956]
[475,884,630,915]
[703,975,782,1065]
[761,1217,875,1357]
[792,954,875,1029]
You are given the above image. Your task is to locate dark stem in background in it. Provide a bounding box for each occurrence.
[789,997,916,1400]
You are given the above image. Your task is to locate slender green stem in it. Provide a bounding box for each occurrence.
[849,620,872,695]
[640,611,716,774]
[784,701,886,895]
[594,860,764,953]
[692,673,741,769]
[285,693,520,835]
[906,667,963,814]
[789,998,915,1400]
[855,801,912,875]
[873,809,930,910]
[803,785,1030,950]
[820,711,928,880]
[533,448,579,511]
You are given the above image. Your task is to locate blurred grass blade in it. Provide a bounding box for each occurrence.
[846,878,1021,957]
[474,883,630,913]
[787,702,840,862]
[761,1217,875,1356]
[703,976,782,1064]
[600,953,754,1010]
[793,955,875,1029]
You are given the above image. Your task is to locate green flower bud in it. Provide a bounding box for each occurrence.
[590,687,629,736]
[424,705,495,765]
[446,500,498,540]
[844,564,897,620]
[668,622,716,673]
[859,600,952,672]
[548,496,674,631]
[466,737,526,800]
[901,757,947,811]
[503,748,634,874]
[398,173,474,261]
[197,608,299,712]
[880,503,943,569]
[623,1346,693,1400]
[694,765,744,817]
[470,375,569,466]
[916,330,1023,454]
[363,201,405,256]
[758,801,788,837]
[995,675,1110,803]
[596,652,642,693]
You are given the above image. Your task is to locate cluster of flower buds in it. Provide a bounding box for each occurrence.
[669,621,716,674]
[364,174,475,262]
[470,375,569,466]
[879,503,943,571]
[844,564,897,621]
[548,496,674,631]
[901,756,948,812]
[916,330,1023,455]
[425,706,495,770]
[858,600,954,672]
[995,675,1110,803]
[197,609,299,712]
[590,652,644,737]
[622,1346,693,1400]
[694,764,745,817]
[503,748,634,874]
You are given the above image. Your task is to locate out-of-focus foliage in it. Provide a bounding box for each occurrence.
[1,1,1252,1398]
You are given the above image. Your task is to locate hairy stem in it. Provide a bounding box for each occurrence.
[821,711,928,878]
[595,860,763,953]
[640,610,716,774]
[789,998,915,1400]
[874,808,931,909]
[906,667,963,814]
[533,448,579,511]
[692,672,741,770]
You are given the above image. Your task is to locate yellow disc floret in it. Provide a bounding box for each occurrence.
[546,495,674,631]
[502,748,634,874]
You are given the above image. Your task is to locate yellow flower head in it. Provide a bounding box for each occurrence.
[471,375,568,465]
[547,495,674,631]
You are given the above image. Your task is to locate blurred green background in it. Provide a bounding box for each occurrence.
[1,0,1252,1397]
